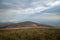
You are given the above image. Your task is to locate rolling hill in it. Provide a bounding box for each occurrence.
[2,21,54,28]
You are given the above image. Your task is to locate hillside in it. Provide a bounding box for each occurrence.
[2,21,54,28]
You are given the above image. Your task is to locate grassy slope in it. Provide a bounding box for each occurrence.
[0,28,60,40]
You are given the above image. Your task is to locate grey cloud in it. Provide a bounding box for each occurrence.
[0,0,59,21]
[0,0,32,9]
[0,0,49,9]
[41,5,60,15]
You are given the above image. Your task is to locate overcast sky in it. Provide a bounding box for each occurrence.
[0,0,60,23]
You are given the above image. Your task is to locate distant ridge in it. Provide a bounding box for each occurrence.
[1,21,54,28]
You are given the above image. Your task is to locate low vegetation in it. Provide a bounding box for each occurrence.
[0,28,60,40]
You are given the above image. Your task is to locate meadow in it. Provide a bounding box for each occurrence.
[0,28,60,40]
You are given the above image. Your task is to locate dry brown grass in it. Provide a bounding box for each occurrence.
[0,28,60,40]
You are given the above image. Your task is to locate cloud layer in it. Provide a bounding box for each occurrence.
[0,0,60,22]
